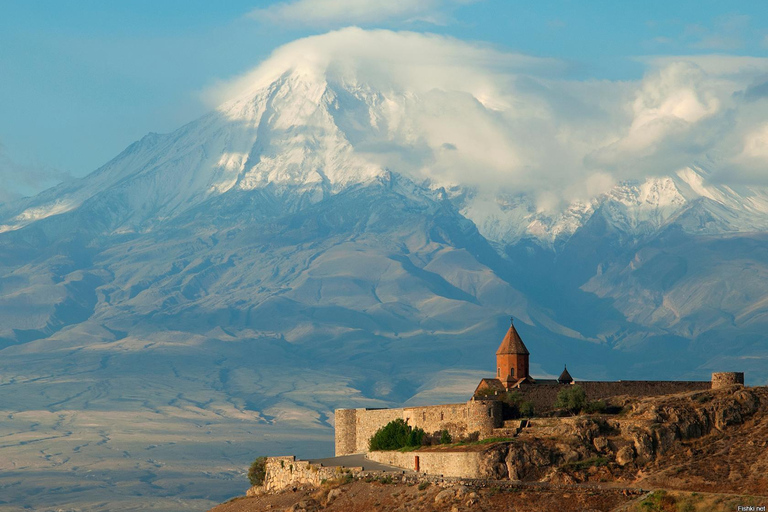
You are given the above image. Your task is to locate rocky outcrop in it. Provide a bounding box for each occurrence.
[477,386,767,482]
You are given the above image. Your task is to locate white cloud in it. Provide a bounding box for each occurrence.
[205,28,768,205]
[249,0,476,27]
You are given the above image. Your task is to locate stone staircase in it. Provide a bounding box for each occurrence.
[490,419,531,438]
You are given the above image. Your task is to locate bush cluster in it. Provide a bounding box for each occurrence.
[248,456,267,487]
[501,391,536,418]
[554,385,607,415]
[419,428,453,446]
[368,419,425,451]
[554,385,587,413]
[369,421,461,451]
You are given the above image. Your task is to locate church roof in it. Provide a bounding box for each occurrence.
[477,378,506,391]
[496,318,529,355]
[558,365,573,384]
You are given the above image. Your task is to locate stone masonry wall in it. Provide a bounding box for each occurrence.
[259,456,355,493]
[403,403,470,438]
[712,372,744,389]
[516,380,711,414]
[335,400,503,456]
[350,408,403,455]
[366,450,487,479]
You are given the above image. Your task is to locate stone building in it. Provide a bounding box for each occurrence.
[474,318,531,393]
[333,317,742,456]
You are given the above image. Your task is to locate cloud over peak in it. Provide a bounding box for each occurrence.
[205,28,768,205]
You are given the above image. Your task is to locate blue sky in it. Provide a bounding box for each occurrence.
[1,0,766,197]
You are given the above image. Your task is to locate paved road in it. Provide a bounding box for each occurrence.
[307,454,410,473]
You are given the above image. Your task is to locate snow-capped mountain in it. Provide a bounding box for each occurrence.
[2,49,767,369]
[461,166,768,248]
[2,41,767,371]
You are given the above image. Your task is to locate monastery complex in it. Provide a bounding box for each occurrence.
[335,318,744,456]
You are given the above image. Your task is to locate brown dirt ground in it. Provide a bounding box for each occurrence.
[209,480,640,512]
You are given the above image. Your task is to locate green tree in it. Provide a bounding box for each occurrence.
[519,400,535,417]
[584,399,606,414]
[502,391,523,404]
[369,419,425,451]
[248,456,267,487]
[439,429,452,444]
[554,385,587,414]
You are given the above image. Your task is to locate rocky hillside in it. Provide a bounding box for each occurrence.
[212,385,768,511]
[480,385,768,493]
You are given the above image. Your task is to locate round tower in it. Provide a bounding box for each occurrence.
[334,409,358,456]
[711,372,744,389]
[466,399,503,436]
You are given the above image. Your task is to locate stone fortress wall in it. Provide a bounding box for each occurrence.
[335,376,731,456]
[366,449,486,478]
[335,400,502,456]
[513,379,712,414]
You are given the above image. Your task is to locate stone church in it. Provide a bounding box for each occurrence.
[334,317,740,456]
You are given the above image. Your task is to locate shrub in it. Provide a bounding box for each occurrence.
[248,456,267,487]
[584,399,606,414]
[439,429,452,444]
[499,391,535,418]
[554,385,587,414]
[420,430,441,446]
[561,456,608,470]
[369,419,425,451]
[638,490,677,511]
[502,390,523,404]
[465,431,480,442]
[519,400,535,417]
